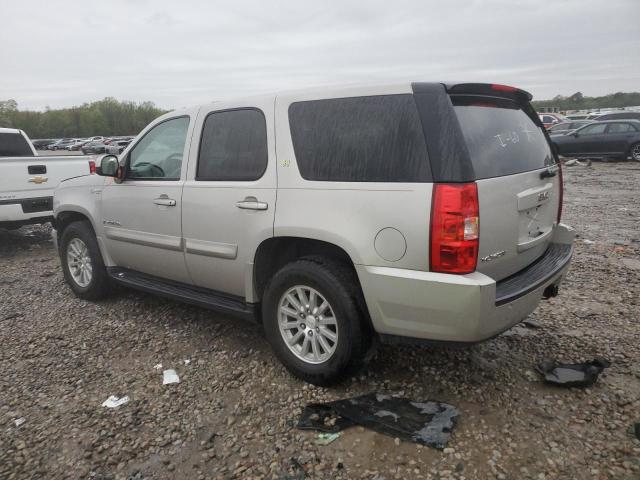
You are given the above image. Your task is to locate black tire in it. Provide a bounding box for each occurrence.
[629,142,640,162]
[262,257,369,385]
[59,221,112,300]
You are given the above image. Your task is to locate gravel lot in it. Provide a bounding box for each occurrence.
[1,162,639,480]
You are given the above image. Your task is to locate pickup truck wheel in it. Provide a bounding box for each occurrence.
[262,258,365,385]
[60,221,111,300]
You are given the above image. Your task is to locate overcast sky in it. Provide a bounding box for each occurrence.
[2,0,639,111]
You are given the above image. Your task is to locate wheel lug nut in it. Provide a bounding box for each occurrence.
[300,324,305,329]
[308,331,313,336]
[315,327,319,332]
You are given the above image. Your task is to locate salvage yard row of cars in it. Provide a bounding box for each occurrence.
[538,110,640,161]
[32,136,134,154]
[1,83,638,383]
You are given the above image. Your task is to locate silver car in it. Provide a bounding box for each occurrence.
[52,82,574,384]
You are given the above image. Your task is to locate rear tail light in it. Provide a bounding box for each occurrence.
[89,160,96,174]
[557,162,563,223]
[430,183,479,274]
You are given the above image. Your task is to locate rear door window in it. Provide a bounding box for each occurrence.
[451,96,555,179]
[0,132,33,157]
[197,109,267,181]
[606,123,636,133]
[289,95,431,182]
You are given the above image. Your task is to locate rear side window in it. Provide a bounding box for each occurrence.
[607,123,636,133]
[452,96,555,179]
[0,132,33,157]
[197,109,267,181]
[289,95,431,182]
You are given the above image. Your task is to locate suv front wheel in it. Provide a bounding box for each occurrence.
[59,221,112,300]
[262,258,367,385]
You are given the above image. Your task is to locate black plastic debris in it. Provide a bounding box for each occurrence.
[297,393,459,449]
[535,358,610,388]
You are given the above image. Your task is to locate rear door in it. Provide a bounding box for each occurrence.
[181,99,276,298]
[604,122,638,154]
[572,123,607,154]
[449,94,561,281]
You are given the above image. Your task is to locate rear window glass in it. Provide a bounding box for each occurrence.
[452,96,555,179]
[197,109,268,181]
[289,95,431,182]
[0,132,33,157]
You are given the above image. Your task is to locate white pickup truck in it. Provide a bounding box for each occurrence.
[0,127,96,229]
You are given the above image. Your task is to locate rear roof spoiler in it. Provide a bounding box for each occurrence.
[443,82,533,102]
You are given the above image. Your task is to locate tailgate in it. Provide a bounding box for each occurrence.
[0,156,92,200]
[450,91,561,281]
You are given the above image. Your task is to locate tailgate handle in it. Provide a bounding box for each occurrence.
[28,165,47,174]
[540,166,558,179]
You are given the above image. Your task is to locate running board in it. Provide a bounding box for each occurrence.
[107,267,257,322]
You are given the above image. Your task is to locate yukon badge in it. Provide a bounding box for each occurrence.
[103,220,121,226]
[480,250,506,262]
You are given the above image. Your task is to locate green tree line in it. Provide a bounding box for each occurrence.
[532,91,640,111]
[0,98,167,139]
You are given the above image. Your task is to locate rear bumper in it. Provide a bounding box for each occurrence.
[0,196,53,226]
[357,224,574,343]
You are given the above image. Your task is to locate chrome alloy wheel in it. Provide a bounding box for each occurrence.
[278,285,339,364]
[632,144,640,161]
[66,238,93,287]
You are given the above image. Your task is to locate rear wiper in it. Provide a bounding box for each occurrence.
[540,166,559,179]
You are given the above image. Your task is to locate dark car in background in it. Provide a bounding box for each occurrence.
[31,138,57,149]
[548,120,592,136]
[552,120,640,161]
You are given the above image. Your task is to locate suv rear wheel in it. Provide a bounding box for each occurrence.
[262,258,367,385]
[59,221,112,300]
[630,142,640,162]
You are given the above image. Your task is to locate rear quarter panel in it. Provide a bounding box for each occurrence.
[274,85,432,270]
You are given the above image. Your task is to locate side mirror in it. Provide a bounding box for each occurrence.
[572,132,579,138]
[97,155,120,177]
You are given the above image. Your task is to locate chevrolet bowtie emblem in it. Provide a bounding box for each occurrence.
[29,176,48,184]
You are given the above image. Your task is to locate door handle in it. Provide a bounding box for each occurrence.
[153,196,176,206]
[236,197,268,211]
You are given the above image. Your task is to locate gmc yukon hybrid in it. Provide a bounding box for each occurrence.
[52,82,574,384]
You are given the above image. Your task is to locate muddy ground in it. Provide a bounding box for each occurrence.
[1,161,639,479]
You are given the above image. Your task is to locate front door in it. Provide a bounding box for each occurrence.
[100,114,195,283]
[573,122,607,155]
[181,100,276,299]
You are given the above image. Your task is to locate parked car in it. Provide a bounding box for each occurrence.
[81,141,108,155]
[48,138,73,150]
[105,139,132,154]
[538,113,567,129]
[31,139,57,150]
[548,120,592,136]
[65,139,88,151]
[1,128,95,230]
[552,120,640,161]
[594,111,640,122]
[52,82,574,384]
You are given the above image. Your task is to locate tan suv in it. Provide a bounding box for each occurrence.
[52,82,574,384]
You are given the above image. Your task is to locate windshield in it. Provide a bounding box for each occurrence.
[452,95,555,179]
